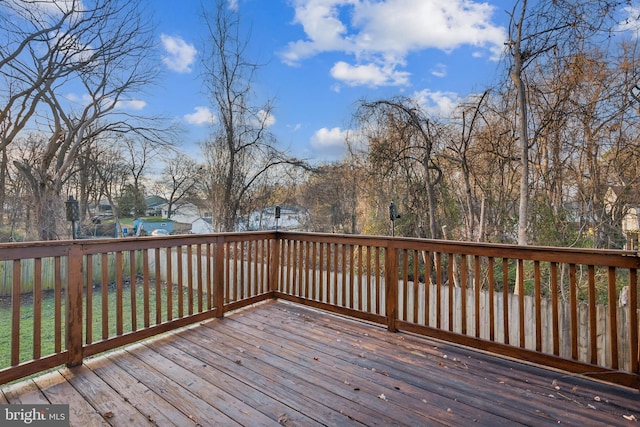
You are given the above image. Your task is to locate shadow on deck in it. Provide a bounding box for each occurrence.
[2,301,638,426]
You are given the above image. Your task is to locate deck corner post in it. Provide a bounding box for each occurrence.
[385,243,398,332]
[66,243,84,367]
[214,236,225,318]
[269,235,281,297]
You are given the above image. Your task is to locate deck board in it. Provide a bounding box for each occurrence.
[2,300,638,426]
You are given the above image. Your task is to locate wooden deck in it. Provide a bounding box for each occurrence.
[2,301,638,426]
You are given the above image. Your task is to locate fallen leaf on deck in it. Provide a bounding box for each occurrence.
[234,359,242,365]
[594,396,601,402]
[278,413,289,425]
[378,394,387,401]
[103,411,114,419]
[313,356,319,361]
[623,415,637,421]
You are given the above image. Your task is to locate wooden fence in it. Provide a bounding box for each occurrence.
[0,232,638,389]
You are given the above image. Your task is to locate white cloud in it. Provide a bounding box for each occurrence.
[115,99,147,110]
[330,61,409,87]
[184,106,216,125]
[617,5,640,36]
[431,63,447,78]
[412,89,460,118]
[310,127,349,157]
[64,93,146,111]
[160,34,197,73]
[281,0,506,88]
[256,109,276,127]
[65,93,93,105]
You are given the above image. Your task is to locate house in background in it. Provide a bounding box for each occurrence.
[242,206,309,231]
[163,202,202,224]
[191,217,214,234]
[604,185,640,250]
[144,196,167,216]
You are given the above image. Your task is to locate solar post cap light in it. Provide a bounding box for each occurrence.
[65,195,80,239]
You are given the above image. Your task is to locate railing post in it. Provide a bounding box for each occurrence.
[385,242,398,332]
[66,243,84,367]
[214,236,225,317]
[269,234,281,296]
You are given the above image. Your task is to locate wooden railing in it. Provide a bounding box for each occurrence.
[0,232,638,389]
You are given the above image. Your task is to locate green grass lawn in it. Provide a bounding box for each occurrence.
[0,280,203,369]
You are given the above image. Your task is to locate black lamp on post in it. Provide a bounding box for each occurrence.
[389,202,400,236]
[275,206,281,231]
[65,195,80,240]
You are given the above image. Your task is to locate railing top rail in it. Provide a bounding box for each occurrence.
[278,231,640,268]
[0,231,638,268]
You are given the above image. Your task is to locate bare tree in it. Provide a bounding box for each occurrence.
[0,0,166,239]
[200,0,308,231]
[505,0,620,245]
[154,153,203,219]
[354,97,443,239]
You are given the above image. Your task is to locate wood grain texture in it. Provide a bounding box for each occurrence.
[2,301,637,426]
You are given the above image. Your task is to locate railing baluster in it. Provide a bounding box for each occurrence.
[341,244,347,307]
[502,258,509,346]
[141,249,150,327]
[424,251,431,326]
[86,254,93,344]
[550,262,559,356]
[209,242,215,307]
[518,259,525,348]
[448,253,454,332]
[11,260,21,366]
[487,257,494,341]
[67,245,83,367]
[166,247,173,321]
[402,249,409,321]
[460,254,467,335]
[435,252,442,329]
[629,268,638,375]
[177,245,184,317]
[55,257,62,353]
[101,253,109,339]
[570,263,578,360]
[475,256,482,338]
[365,247,371,312]
[534,261,542,352]
[331,244,340,305]
[33,258,42,359]
[198,244,204,311]
[129,250,137,331]
[312,241,318,301]
[116,251,124,335]
[155,248,162,324]
[607,267,618,369]
[375,247,381,315]
[304,241,310,300]
[588,265,597,364]
[413,250,419,324]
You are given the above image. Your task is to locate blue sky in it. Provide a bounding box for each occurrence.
[147,1,512,163]
[13,0,640,165]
